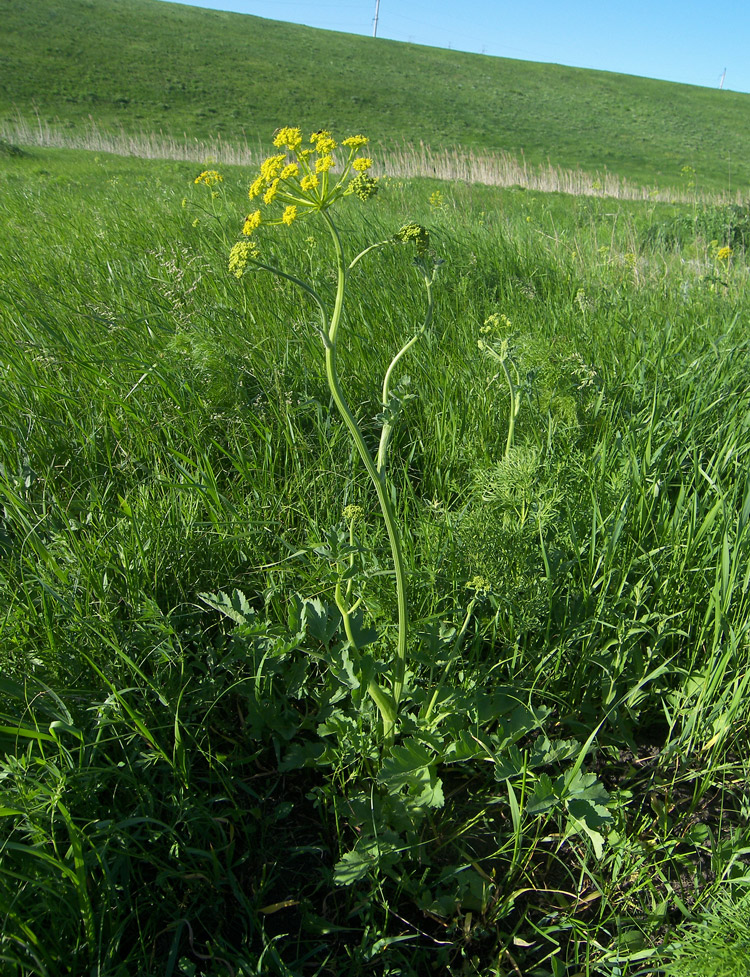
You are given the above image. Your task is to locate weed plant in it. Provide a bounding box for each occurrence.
[2,146,750,975]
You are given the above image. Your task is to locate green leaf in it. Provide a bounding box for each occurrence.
[278,740,326,771]
[326,643,360,690]
[333,836,400,886]
[564,769,611,809]
[567,817,606,859]
[492,745,525,782]
[349,608,378,648]
[526,772,559,815]
[377,738,434,791]
[561,770,613,859]
[528,735,580,767]
[300,597,341,644]
[377,738,445,810]
[312,525,353,562]
[199,589,255,626]
[443,728,487,762]
[568,796,612,829]
[334,849,373,886]
[48,721,84,742]
[416,778,445,809]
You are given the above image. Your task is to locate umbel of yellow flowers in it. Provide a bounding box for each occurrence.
[229,128,378,277]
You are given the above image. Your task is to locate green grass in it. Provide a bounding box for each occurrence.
[3,0,750,191]
[2,143,750,975]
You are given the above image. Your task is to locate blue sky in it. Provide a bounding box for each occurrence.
[157,0,750,93]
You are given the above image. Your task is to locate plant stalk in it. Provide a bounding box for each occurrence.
[321,211,409,728]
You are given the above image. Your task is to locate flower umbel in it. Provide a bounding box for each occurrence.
[343,504,365,526]
[228,239,259,277]
[347,174,379,202]
[273,127,303,151]
[194,170,223,186]
[242,210,262,236]
[229,126,382,276]
[394,223,430,256]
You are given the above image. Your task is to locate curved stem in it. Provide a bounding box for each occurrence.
[377,261,434,476]
[320,210,409,716]
[251,260,328,326]
[348,239,391,272]
[484,343,520,460]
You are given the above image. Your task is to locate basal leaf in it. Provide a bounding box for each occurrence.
[564,769,611,806]
[199,588,256,626]
[301,597,341,644]
[526,772,559,815]
[326,643,360,690]
[333,849,373,886]
[377,738,444,807]
[528,735,580,768]
[349,608,378,649]
[567,796,613,829]
[377,738,434,791]
[416,777,445,810]
[492,745,524,782]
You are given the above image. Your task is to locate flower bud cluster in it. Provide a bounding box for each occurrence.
[393,222,430,256]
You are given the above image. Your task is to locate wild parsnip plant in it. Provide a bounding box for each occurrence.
[224,127,436,742]
[477,312,522,458]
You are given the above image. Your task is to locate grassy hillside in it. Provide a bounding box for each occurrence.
[2,141,750,975]
[3,0,750,191]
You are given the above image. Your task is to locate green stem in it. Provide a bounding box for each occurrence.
[348,239,391,272]
[498,356,517,459]
[377,262,434,476]
[422,597,478,724]
[335,578,397,742]
[320,210,410,719]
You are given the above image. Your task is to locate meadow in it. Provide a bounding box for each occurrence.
[2,136,750,976]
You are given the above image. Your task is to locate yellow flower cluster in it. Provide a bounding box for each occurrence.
[229,240,260,278]
[716,245,733,261]
[229,127,381,277]
[311,130,336,156]
[481,312,512,335]
[242,210,262,236]
[342,135,368,150]
[273,127,303,151]
[194,170,223,186]
[466,575,492,594]
[478,314,512,354]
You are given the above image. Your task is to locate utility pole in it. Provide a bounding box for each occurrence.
[373,0,380,37]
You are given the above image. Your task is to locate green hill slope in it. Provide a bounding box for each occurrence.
[3,0,749,190]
